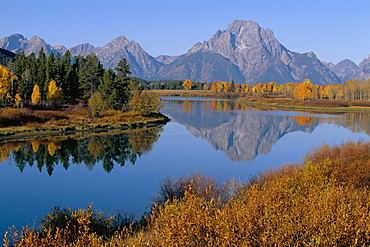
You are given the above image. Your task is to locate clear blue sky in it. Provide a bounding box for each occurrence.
[2,0,369,64]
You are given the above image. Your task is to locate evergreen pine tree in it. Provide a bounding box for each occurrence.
[24,53,38,100]
[231,80,235,92]
[115,58,132,105]
[79,53,104,100]
[58,51,73,99]
[13,52,28,100]
[46,53,57,83]
[37,48,47,98]
[99,68,118,109]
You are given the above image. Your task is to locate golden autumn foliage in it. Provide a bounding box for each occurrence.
[0,142,21,163]
[210,83,217,92]
[14,93,22,107]
[128,129,161,154]
[46,80,63,103]
[31,141,40,153]
[182,79,194,90]
[31,84,41,105]
[293,79,314,100]
[198,78,370,103]
[47,143,60,156]
[202,82,210,90]
[293,116,315,126]
[0,65,11,103]
[128,91,163,115]
[182,101,193,113]
[5,141,370,246]
[279,82,296,98]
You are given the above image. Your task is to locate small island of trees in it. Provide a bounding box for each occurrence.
[0,49,164,134]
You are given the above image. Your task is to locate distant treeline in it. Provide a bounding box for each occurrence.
[141,79,205,90]
[147,78,370,101]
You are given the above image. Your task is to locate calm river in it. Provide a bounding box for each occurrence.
[1,97,370,236]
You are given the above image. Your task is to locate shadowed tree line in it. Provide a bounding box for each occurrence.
[1,128,162,176]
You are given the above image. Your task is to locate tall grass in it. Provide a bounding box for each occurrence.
[0,105,165,133]
[4,141,370,246]
[0,108,66,127]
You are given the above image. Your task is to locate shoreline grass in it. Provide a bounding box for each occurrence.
[241,100,370,113]
[0,117,169,143]
[0,106,170,142]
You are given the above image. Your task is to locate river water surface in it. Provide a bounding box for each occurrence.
[1,97,370,236]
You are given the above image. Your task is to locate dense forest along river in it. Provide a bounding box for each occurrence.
[1,97,370,236]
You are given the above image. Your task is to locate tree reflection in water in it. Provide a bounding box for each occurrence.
[1,128,162,176]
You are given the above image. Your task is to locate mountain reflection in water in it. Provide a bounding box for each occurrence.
[160,98,370,162]
[3,99,370,173]
[0,128,163,176]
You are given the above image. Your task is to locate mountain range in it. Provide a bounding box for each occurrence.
[1,19,369,84]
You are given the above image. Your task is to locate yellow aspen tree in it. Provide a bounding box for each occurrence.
[268,81,279,93]
[47,143,60,156]
[47,80,63,103]
[216,81,224,92]
[293,79,314,100]
[14,93,22,107]
[0,65,11,104]
[338,89,344,100]
[31,84,42,105]
[31,142,40,153]
[182,79,194,90]
[326,85,334,100]
[240,84,246,93]
[245,84,252,93]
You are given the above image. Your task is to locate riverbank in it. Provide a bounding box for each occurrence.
[0,109,170,142]
[151,89,243,99]
[238,96,370,113]
[152,90,370,113]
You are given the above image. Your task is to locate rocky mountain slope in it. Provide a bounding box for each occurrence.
[0,20,360,84]
[0,34,162,79]
[353,55,370,81]
[93,36,162,78]
[154,55,179,64]
[154,51,245,82]
[0,34,63,56]
[169,20,340,85]
[324,57,370,82]
[323,59,358,82]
